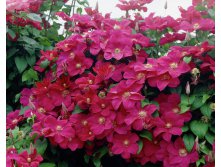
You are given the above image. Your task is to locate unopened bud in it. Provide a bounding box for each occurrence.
[210,103,215,111]
[185,81,190,95]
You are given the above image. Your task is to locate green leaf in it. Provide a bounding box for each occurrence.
[22,68,38,82]
[200,143,210,154]
[35,138,48,155]
[7,48,18,60]
[84,155,90,164]
[40,59,50,68]
[14,57,28,73]
[202,94,210,103]
[58,162,68,167]
[180,104,190,114]
[27,13,42,22]
[190,120,208,139]
[191,96,204,110]
[76,7,83,14]
[72,105,84,114]
[200,104,212,118]
[182,124,189,132]
[39,163,56,167]
[25,55,36,66]
[6,104,13,114]
[93,158,101,167]
[205,132,214,145]
[196,158,205,167]
[141,99,149,107]
[137,140,143,154]
[183,134,195,152]
[18,36,38,45]
[8,28,16,39]
[208,8,215,19]
[139,131,152,141]
[183,56,192,64]
[20,106,30,115]
[14,93,21,103]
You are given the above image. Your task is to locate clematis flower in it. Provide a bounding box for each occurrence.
[15,148,43,167]
[153,112,184,141]
[104,30,133,60]
[110,132,139,159]
[6,110,23,130]
[148,72,180,91]
[125,104,157,130]
[108,80,144,110]
[7,147,17,167]
[157,54,190,78]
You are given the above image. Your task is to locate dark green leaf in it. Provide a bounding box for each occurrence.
[20,106,30,115]
[200,104,212,118]
[25,55,36,66]
[14,93,21,103]
[18,36,38,45]
[137,140,143,154]
[35,138,48,155]
[180,104,190,114]
[182,124,189,132]
[141,99,149,107]
[139,131,152,141]
[190,120,208,139]
[14,57,28,73]
[7,48,18,60]
[39,163,56,167]
[183,134,195,152]
[205,132,214,145]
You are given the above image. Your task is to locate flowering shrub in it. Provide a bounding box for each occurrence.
[6,0,215,166]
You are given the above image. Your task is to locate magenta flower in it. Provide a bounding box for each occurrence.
[108,80,144,110]
[7,147,17,167]
[15,148,43,167]
[125,104,157,130]
[157,54,190,78]
[104,30,133,60]
[148,72,180,91]
[153,112,184,141]
[167,138,198,167]
[6,110,23,130]
[110,132,139,159]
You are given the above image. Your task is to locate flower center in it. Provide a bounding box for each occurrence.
[179,148,187,157]
[63,83,67,87]
[170,62,178,69]
[137,73,145,80]
[56,125,63,131]
[161,74,170,80]
[62,90,69,96]
[88,80,93,84]
[172,107,180,113]
[144,63,153,69]
[64,44,69,48]
[123,139,130,146]
[115,48,121,54]
[38,107,46,113]
[70,52,75,58]
[101,103,106,108]
[86,98,91,104]
[82,120,88,126]
[138,110,147,118]
[165,122,172,128]
[182,52,187,56]
[76,63,82,69]
[12,119,18,124]
[68,138,72,142]
[193,23,200,29]
[123,92,131,99]
[89,131,92,135]
[98,117,105,124]
[27,157,31,163]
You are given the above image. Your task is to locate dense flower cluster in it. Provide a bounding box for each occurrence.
[6,0,215,166]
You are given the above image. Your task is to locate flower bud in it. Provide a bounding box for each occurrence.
[185,81,190,95]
